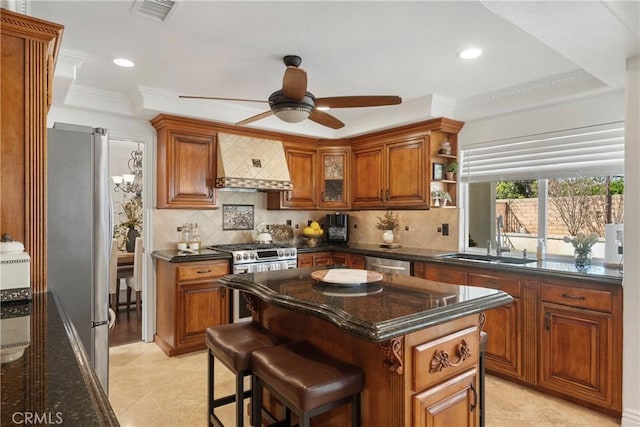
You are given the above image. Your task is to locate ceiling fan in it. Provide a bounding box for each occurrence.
[179,55,402,129]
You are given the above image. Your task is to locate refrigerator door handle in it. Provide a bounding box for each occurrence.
[92,320,109,327]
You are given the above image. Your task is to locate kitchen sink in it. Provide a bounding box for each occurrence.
[438,253,537,265]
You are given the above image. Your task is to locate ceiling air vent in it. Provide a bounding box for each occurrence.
[132,0,179,23]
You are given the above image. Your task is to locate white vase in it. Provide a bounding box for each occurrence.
[383,229,394,243]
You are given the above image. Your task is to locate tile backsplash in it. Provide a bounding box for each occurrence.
[151,192,459,251]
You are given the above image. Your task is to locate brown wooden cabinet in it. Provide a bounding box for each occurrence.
[318,147,350,209]
[413,260,622,416]
[352,134,429,209]
[331,252,365,269]
[152,115,218,209]
[539,281,619,411]
[1,10,63,292]
[297,251,333,268]
[155,259,229,356]
[268,142,317,209]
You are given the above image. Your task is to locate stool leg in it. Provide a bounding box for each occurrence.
[236,371,245,427]
[251,375,262,427]
[208,350,214,427]
[352,393,361,427]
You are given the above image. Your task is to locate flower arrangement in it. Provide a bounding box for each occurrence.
[113,196,143,250]
[376,210,399,230]
[562,232,599,251]
[431,190,452,202]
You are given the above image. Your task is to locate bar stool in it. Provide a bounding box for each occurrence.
[479,331,488,427]
[206,323,282,427]
[251,341,364,427]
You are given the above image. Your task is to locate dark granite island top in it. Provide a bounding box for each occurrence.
[218,266,512,342]
[219,267,512,426]
[1,293,118,426]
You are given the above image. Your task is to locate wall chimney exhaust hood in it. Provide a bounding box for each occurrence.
[215,133,292,191]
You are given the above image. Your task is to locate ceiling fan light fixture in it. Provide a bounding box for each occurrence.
[273,106,313,123]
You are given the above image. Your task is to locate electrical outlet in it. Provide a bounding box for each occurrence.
[442,223,449,236]
[353,224,358,229]
[405,226,409,231]
[286,219,292,226]
[437,227,442,233]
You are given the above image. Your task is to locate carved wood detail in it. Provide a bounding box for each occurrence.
[429,339,472,373]
[479,312,486,331]
[379,337,404,374]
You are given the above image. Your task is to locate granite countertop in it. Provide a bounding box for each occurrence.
[1,293,118,426]
[218,266,513,342]
[151,242,623,285]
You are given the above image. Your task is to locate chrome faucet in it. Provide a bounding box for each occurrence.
[496,215,510,256]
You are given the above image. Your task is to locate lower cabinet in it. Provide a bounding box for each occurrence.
[332,252,365,269]
[414,261,622,417]
[413,369,478,427]
[155,259,230,356]
[297,251,333,267]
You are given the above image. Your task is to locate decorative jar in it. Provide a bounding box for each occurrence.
[382,230,394,244]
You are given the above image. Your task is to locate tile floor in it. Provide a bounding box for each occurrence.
[109,342,620,427]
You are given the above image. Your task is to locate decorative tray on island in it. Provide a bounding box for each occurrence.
[311,269,383,286]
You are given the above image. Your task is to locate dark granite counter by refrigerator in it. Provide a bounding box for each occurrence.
[1,292,119,426]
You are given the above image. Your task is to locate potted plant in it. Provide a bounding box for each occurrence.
[445,162,458,180]
[431,190,452,207]
[114,196,143,252]
[376,210,399,243]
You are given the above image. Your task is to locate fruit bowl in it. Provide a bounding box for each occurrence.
[302,231,323,247]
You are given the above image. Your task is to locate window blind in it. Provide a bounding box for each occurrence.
[461,121,624,182]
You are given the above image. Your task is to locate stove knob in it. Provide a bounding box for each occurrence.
[235,254,242,261]
[249,253,255,259]
[243,253,249,260]
[286,250,292,257]
[278,250,283,257]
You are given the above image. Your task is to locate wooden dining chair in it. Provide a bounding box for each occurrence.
[125,237,143,316]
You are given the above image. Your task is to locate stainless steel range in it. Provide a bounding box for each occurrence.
[208,243,297,322]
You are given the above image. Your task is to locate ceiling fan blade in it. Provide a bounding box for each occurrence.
[308,110,345,129]
[236,110,274,126]
[179,95,267,103]
[315,95,402,109]
[282,67,307,101]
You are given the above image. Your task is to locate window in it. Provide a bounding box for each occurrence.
[462,122,624,260]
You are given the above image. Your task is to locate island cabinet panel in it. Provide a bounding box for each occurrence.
[268,143,317,209]
[152,115,218,209]
[155,259,229,356]
[413,368,478,427]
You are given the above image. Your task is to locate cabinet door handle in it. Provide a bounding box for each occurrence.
[208,187,214,199]
[379,190,384,201]
[386,189,390,201]
[320,192,325,202]
[562,293,586,300]
[286,191,292,201]
[545,312,551,330]
[470,382,478,412]
[197,269,212,274]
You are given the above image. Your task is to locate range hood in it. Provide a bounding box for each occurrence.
[216,133,292,191]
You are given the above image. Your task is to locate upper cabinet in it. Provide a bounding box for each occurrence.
[268,142,317,209]
[318,147,350,210]
[429,130,459,208]
[352,133,429,209]
[268,143,351,210]
[1,9,63,292]
[152,115,218,209]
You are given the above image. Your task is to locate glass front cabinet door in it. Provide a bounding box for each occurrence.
[318,148,350,209]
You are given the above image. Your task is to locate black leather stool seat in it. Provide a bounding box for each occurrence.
[206,322,282,427]
[251,342,364,427]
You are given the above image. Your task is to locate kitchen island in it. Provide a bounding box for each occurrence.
[218,267,512,427]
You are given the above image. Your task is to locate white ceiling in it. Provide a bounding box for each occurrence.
[23,0,640,138]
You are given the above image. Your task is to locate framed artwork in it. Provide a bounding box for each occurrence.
[433,163,444,181]
[222,204,254,230]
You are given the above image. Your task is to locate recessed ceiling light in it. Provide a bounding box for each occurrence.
[113,58,135,68]
[457,48,482,60]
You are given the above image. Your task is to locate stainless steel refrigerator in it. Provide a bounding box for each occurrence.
[47,122,111,393]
